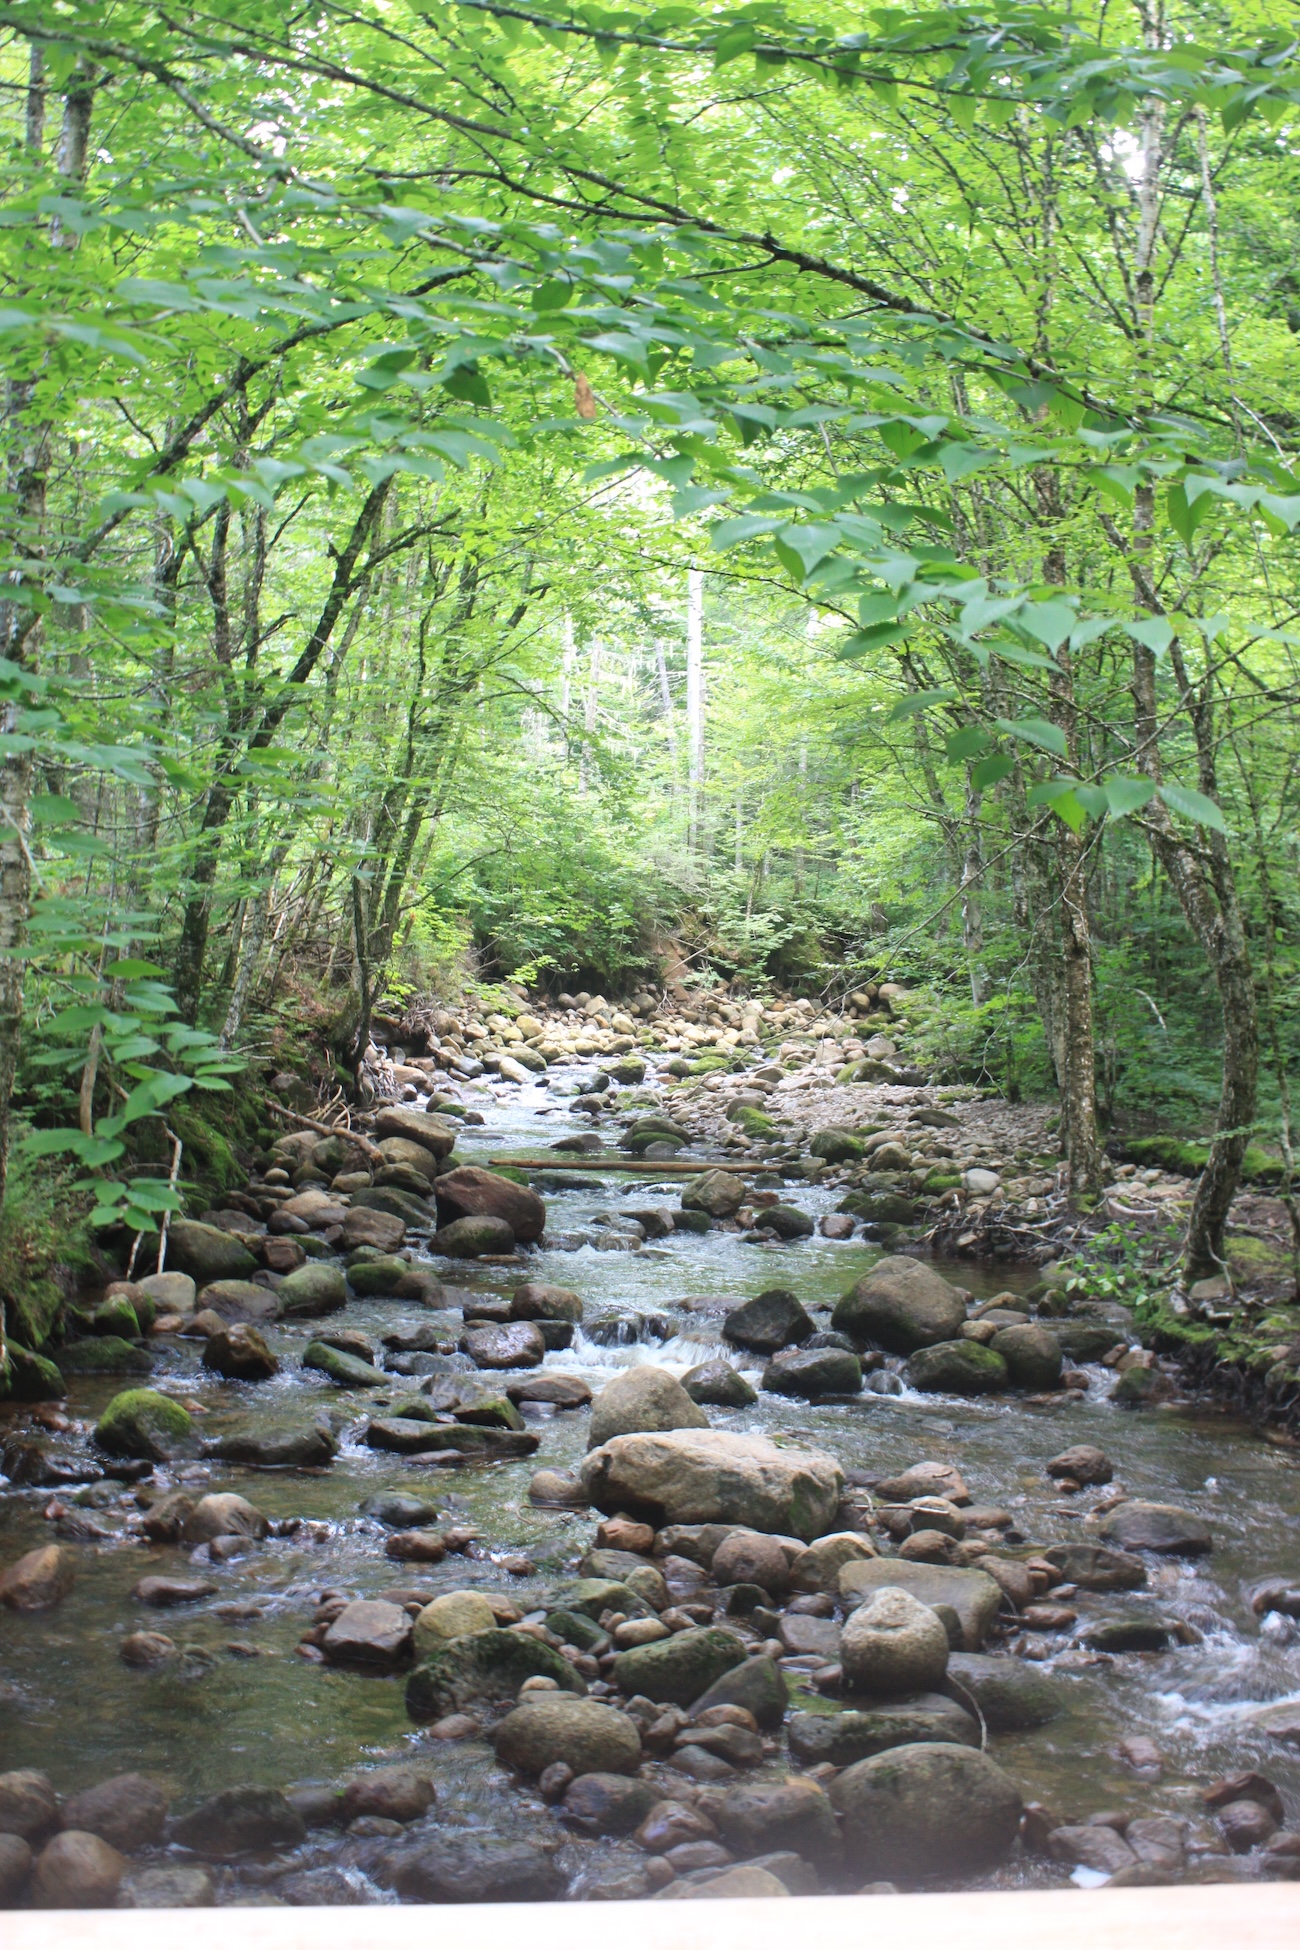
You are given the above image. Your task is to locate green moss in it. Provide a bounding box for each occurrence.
[1122,1135,1286,1186]
[95,1387,195,1459]
[0,1153,95,1350]
[733,1105,776,1139]
[921,1171,962,1193]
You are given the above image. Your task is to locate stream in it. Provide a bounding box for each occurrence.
[2,1062,1299,1896]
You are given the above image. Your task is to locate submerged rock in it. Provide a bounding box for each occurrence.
[0,1545,75,1613]
[1099,1501,1214,1557]
[381,1832,562,1903]
[170,1785,307,1859]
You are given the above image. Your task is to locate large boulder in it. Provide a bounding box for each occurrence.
[830,1742,1022,1880]
[832,1257,965,1353]
[713,1529,791,1597]
[840,1586,950,1698]
[196,1280,279,1326]
[94,1389,196,1461]
[434,1215,515,1257]
[788,1696,977,1766]
[204,1425,337,1468]
[613,1626,747,1707]
[588,1366,709,1447]
[412,1591,497,1660]
[0,1546,75,1612]
[31,1831,126,1908]
[512,1281,583,1323]
[989,1323,1063,1390]
[341,1207,406,1253]
[839,1559,1003,1651]
[277,1263,347,1319]
[462,1322,545,1369]
[716,1780,841,1869]
[680,1170,746,1219]
[169,1786,306,1859]
[942,1653,1063,1731]
[376,1135,441,1180]
[61,1776,167,1853]
[907,1340,1007,1395]
[381,1833,562,1904]
[581,1429,842,1540]
[373,1107,456,1156]
[351,1185,434,1228]
[722,1287,813,1354]
[682,1360,757,1409]
[762,1346,862,1399]
[1099,1501,1213,1557]
[164,1221,256,1285]
[406,1630,584,1721]
[495,1699,641,1777]
[1041,1543,1147,1591]
[434,1166,546,1243]
[201,1324,278,1381]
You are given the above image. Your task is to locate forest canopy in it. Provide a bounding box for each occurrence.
[0,0,1298,1283]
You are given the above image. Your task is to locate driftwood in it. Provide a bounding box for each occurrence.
[265,1097,385,1163]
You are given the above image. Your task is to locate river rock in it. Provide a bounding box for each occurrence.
[170,1785,307,1858]
[117,1865,215,1908]
[716,1778,841,1868]
[831,1742,1022,1879]
[1042,1543,1147,1590]
[95,1388,196,1461]
[762,1346,862,1398]
[277,1262,347,1318]
[614,1626,747,1706]
[1099,1501,1214,1556]
[302,1340,388,1387]
[413,1591,497,1658]
[943,1653,1062,1729]
[0,1770,59,1840]
[201,1323,279,1381]
[406,1629,584,1721]
[496,1698,642,1776]
[195,1279,280,1325]
[722,1287,813,1354]
[713,1528,791,1597]
[0,1545,75,1612]
[132,1576,218,1607]
[989,1323,1062,1389]
[462,1321,545,1368]
[588,1366,709,1447]
[374,1106,456,1155]
[506,1373,592,1408]
[347,1256,411,1297]
[435,1215,516,1257]
[351,1184,433,1228]
[680,1170,746,1218]
[682,1360,757,1408]
[563,1773,659,1837]
[435,1165,546,1243]
[31,1830,126,1908]
[164,1220,257,1285]
[512,1281,583,1323]
[137,1271,196,1314]
[875,1462,970,1505]
[184,1493,269,1544]
[690,1654,788,1730]
[840,1585,950,1697]
[377,1135,441,1179]
[62,1775,168,1852]
[205,1423,337,1468]
[832,1257,966,1352]
[341,1207,407,1252]
[1047,1444,1113,1486]
[0,1834,31,1902]
[788,1695,977,1766]
[120,1631,172,1666]
[907,1340,1007,1394]
[382,1832,562,1903]
[840,1559,1002,1650]
[1053,1321,1127,1362]
[581,1429,842,1539]
[322,1599,413,1668]
[340,1766,435,1824]
[790,1531,877,1593]
[1048,1823,1139,1875]
[656,1866,789,1900]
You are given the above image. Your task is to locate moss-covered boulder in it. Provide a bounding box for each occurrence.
[276,1263,347,1319]
[612,1626,747,1706]
[1,1343,67,1401]
[346,1255,412,1297]
[164,1221,257,1285]
[406,1629,583,1722]
[57,1337,154,1377]
[95,1389,197,1461]
[906,1340,1008,1395]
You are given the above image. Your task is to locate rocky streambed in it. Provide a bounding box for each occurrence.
[2,1039,1300,1908]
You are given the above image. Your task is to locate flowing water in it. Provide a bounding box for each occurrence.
[3,1066,1299,1889]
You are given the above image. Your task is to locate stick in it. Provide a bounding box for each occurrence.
[265,1097,385,1162]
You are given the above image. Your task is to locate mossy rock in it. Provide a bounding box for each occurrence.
[406,1629,583,1722]
[57,1336,155,1377]
[96,1387,197,1460]
[1121,1134,1285,1186]
[0,1342,67,1401]
[92,1295,142,1339]
[921,1171,963,1194]
[732,1106,777,1140]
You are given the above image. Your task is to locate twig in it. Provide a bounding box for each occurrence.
[156,1129,183,1276]
[265,1096,385,1162]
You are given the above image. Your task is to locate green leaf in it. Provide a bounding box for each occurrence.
[839,622,910,659]
[970,754,1016,791]
[997,717,1068,757]
[1018,601,1075,653]
[946,726,991,762]
[103,958,166,979]
[1127,617,1174,656]
[1158,782,1228,832]
[886,687,957,721]
[1104,776,1156,818]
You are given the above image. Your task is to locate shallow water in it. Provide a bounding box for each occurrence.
[3,1065,1299,1884]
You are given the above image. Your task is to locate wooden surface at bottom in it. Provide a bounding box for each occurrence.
[6,1886,1296,1949]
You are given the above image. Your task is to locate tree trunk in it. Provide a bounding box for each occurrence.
[686,568,704,852]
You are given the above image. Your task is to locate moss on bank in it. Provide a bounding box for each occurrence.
[1119,1134,1287,1186]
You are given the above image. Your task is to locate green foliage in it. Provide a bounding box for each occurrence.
[0,1151,94,1349]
